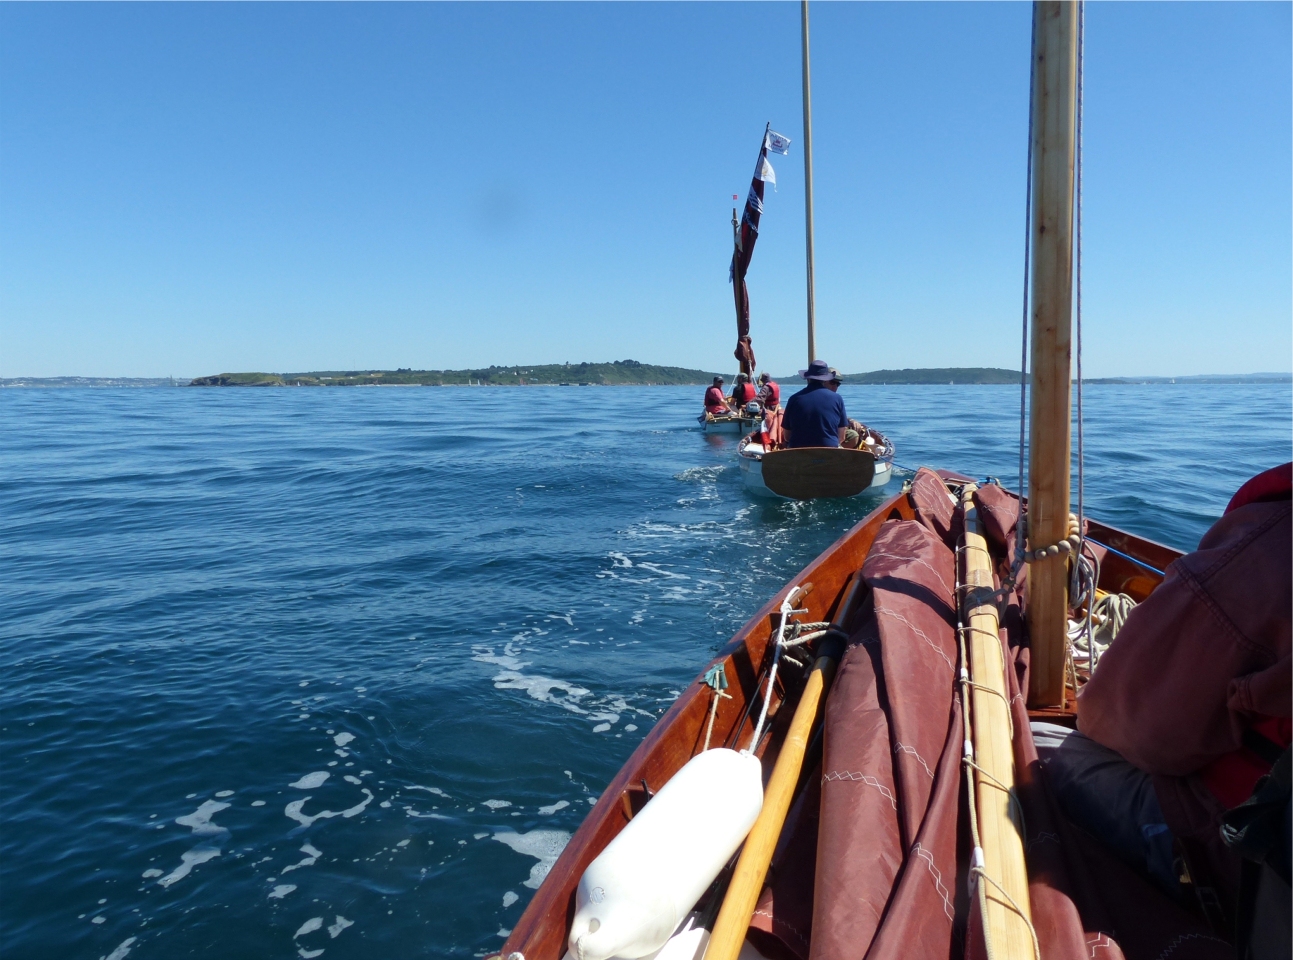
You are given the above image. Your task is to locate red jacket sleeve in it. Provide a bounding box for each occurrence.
[1076,500,1291,776]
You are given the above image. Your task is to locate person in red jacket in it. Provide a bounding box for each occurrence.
[1037,463,1291,941]
[730,373,757,407]
[758,372,780,411]
[702,376,729,416]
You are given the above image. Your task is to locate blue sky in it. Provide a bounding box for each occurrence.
[2,2,1289,378]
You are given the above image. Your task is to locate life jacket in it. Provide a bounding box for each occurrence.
[760,381,780,408]
[732,382,757,405]
[703,386,728,414]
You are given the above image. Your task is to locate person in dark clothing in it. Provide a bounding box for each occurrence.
[730,373,757,406]
[781,359,848,448]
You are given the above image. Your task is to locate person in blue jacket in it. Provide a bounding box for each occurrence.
[782,359,848,448]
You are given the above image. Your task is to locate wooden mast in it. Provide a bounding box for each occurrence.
[801,0,817,364]
[1026,0,1079,708]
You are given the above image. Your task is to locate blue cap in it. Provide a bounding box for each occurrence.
[798,359,833,381]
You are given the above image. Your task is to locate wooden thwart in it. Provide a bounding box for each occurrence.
[960,485,1034,957]
[760,447,875,499]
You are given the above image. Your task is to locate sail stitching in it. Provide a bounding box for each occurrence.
[821,770,897,810]
[873,608,953,669]
[863,551,953,597]
[893,742,934,779]
[910,842,955,919]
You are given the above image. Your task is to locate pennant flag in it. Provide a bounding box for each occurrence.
[766,130,792,155]
[729,127,777,376]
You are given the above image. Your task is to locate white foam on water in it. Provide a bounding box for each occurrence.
[175,800,231,836]
[343,775,361,785]
[327,916,353,938]
[502,891,519,908]
[592,723,611,733]
[252,800,266,807]
[402,807,451,820]
[294,917,323,938]
[284,790,373,829]
[473,643,592,715]
[608,552,634,568]
[289,772,329,789]
[214,790,234,798]
[625,724,638,732]
[498,928,511,938]
[157,846,221,887]
[396,839,409,847]
[406,785,450,798]
[473,832,488,839]
[537,800,569,816]
[492,829,571,889]
[298,949,323,959]
[333,732,355,748]
[92,916,106,924]
[141,868,163,878]
[268,884,296,899]
[101,936,137,960]
[483,799,511,810]
[334,750,349,758]
[281,843,323,874]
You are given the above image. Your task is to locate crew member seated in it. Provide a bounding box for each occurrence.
[703,376,728,417]
[781,359,848,449]
[758,372,780,411]
[1039,463,1291,950]
[730,373,758,408]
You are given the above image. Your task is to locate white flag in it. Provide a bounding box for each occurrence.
[766,130,792,155]
[757,155,776,185]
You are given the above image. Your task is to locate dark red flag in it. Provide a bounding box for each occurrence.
[729,127,773,376]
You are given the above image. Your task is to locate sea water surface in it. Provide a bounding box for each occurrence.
[2,383,1289,960]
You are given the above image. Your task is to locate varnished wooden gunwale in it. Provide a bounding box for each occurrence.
[497,477,1184,960]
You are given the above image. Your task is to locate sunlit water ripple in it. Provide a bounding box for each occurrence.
[1,384,1288,960]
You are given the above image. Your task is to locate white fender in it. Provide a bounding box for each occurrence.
[567,748,764,960]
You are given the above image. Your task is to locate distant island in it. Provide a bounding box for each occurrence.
[4,366,1287,388]
[188,360,725,387]
[832,367,1021,385]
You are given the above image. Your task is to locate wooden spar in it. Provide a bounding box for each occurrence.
[960,484,1034,956]
[703,576,860,960]
[1026,0,1079,707]
[801,0,817,364]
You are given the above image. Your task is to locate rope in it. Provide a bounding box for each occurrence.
[747,590,799,752]
[701,664,733,752]
[1075,0,1087,607]
[1014,10,1039,597]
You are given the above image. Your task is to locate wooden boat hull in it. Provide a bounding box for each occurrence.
[702,414,761,435]
[738,444,893,499]
[496,474,1180,960]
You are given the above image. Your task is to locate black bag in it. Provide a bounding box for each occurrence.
[1220,743,1291,960]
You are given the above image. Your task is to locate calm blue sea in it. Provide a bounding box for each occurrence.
[2,383,1288,960]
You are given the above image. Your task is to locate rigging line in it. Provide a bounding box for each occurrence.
[1016,15,1039,574]
[1075,0,1087,604]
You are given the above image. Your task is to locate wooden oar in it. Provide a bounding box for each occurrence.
[704,574,864,960]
